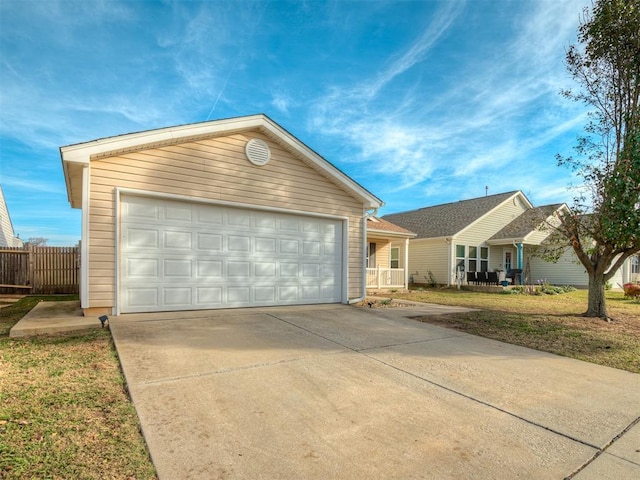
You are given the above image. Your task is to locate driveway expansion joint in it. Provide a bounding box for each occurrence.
[268,311,604,451]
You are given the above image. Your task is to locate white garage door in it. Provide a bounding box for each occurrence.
[119,195,344,313]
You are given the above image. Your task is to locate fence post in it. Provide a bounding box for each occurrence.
[28,244,34,291]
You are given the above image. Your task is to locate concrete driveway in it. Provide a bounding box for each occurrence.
[110,304,640,479]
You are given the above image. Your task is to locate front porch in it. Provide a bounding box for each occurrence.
[365,216,416,291]
[366,267,406,289]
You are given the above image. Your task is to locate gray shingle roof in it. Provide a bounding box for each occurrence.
[382,191,521,239]
[490,204,563,240]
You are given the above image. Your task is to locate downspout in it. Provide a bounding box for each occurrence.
[80,164,90,311]
[404,237,410,289]
[349,207,378,304]
[445,238,452,286]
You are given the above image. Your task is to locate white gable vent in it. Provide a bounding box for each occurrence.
[245,138,271,166]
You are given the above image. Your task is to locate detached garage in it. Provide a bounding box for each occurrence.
[61,114,382,316]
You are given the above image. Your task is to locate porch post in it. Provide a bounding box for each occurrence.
[377,265,381,289]
[517,243,523,269]
[517,242,524,284]
[404,238,410,289]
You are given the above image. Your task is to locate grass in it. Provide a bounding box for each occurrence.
[0,296,156,479]
[390,288,640,374]
[1,290,638,477]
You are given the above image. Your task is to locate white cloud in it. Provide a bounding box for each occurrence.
[307,0,591,207]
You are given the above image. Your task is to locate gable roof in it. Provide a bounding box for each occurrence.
[382,191,527,239]
[60,114,383,210]
[367,216,416,238]
[489,204,566,242]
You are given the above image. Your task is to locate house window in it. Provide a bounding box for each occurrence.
[455,244,465,272]
[390,247,399,269]
[367,242,377,268]
[480,247,489,272]
[632,255,639,274]
[468,246,478,271]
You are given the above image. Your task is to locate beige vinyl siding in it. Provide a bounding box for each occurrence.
[527,248,588,287]
[408,238,449,285]
[87,131,365,310]
[488,246,505,271]
[458,196,529,246]
[367,238,391,268]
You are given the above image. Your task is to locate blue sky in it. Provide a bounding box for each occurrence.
[1,0,591,246]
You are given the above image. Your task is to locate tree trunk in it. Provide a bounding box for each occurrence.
[585,271,608,318]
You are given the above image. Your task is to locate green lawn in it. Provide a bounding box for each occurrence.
[388,288,640,373]
[0,296,157,479]
[1,289,638,478]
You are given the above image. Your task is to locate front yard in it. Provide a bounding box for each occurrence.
[389,288,640,374]
[0,296,157,479]
[0,289,638,478]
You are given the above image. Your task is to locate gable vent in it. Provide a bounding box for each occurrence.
[245,138,271,166]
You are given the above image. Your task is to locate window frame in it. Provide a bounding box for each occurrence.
[390,247,400,269]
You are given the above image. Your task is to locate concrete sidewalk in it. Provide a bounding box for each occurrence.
[110,304,640,479]
[9,300,99,337]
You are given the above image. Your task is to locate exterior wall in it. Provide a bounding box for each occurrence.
[367,237,391,268]
[527,249,638,288]
[87,130,365,310]
[527,247,588,287]
[451,195,529,282]
[0,188,22,247]
[408,238,449,285]
[458,195,529,246]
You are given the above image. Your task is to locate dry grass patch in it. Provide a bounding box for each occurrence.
[391,289,640,374]
[0,297,156,479]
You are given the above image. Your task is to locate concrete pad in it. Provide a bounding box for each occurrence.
[110,312,346,385]
[606,420,640,465]
[129,352,595,479]
[9,301,99,337]
[273,304,467,350]
[573,453,640,480]
[367,333,640,449]
[109,304,640,479]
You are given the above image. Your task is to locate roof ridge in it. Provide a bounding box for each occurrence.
[384,190,521,217]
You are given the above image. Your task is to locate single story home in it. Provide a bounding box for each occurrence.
[383,190,639,288]
[61,114,383,316]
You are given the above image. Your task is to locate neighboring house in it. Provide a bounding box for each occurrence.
[365,216,416,289]
[0,185,24,248]
[383,190,638,288]
[61,114,382,315]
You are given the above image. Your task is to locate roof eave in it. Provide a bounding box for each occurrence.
[60,114,383,210]
[367,228,417,239]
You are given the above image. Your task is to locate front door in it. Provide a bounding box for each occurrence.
[503,248,514,272]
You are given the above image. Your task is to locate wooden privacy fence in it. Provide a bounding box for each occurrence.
[0,246,79,294]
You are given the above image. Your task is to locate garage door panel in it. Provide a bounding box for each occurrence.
[121,196,343,313]
[196,287,222,305]
[127,228,159,248]
[195,233,221,251]
[164,230,192,249]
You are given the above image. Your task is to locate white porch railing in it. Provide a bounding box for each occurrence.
[366,267,405,288]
